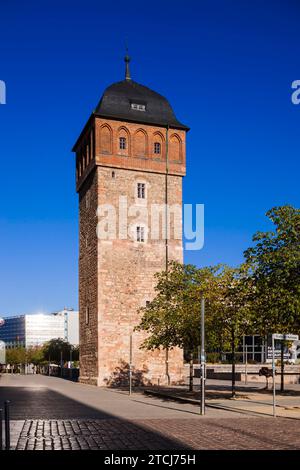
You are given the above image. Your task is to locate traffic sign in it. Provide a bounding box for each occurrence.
[272,333,299,341]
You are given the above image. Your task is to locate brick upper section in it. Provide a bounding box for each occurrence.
[75,117,186,192]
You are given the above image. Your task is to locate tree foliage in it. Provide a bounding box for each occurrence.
[42,338,75,364]
[136,261,253,354]
[136,205,300,389]
[6,347,27,365]
[244,205,300,335]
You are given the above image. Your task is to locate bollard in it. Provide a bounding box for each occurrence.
[4,401,10,450]
[0,408,3,451]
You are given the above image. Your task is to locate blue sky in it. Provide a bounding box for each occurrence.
[0,0,299,315]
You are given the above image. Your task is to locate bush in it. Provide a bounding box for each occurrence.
[206,352,221,364]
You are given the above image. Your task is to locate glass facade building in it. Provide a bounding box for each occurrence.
[0,310,79,348]
[0,315,26,348]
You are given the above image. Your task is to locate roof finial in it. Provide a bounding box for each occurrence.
[124,42,131,81]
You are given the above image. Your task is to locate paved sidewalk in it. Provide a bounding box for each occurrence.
[144,380,300,419]
[0,374,233,419]
[1,374,300,450]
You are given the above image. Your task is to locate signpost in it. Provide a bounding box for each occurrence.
[272,334,299,341]
[271,333,299,417]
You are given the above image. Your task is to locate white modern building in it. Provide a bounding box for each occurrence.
[0,308,79,348]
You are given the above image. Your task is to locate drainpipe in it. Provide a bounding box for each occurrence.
[165,125,170,386]
[165,125,169,269]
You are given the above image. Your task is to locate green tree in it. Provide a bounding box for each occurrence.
[244,205,300,390]
[136,261,253,393]
[42,338,73,365]
[135,262,218,390]
[209,264,254,396]
[6,347,27,371]
[71,345,79,362]
[244,205,300,335]
[26,346,44,367]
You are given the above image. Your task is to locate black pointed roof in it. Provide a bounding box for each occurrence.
[94,79,189,130]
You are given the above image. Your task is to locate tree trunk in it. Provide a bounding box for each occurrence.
[280,342,284,392]
[189,352,194,392]
[265,376,268,390]
[231,330,236,398]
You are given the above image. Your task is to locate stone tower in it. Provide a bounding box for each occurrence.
[72,56,189,386]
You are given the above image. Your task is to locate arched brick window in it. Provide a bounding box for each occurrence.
[100,125,112,154]
[169,134,182,161]
[118,127,130,155]
[152,132,164,158]
[134,129,147,157]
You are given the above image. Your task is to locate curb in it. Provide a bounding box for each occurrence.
[143,389,200,405]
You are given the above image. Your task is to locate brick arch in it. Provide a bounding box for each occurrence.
[169,133,182,162]
[99,124,113,154]
[117,126,130,155]
[152,131,165,158]
[133,128,148,157]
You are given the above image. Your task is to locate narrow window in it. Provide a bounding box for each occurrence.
[85,306,89,325]
[82,148,86,170]
[112,171,115,178]
[85,191,90,209]
[86,143,90,165]
[119,137,126,150]
[136,226,145,243]
[154,142,161,154]
[137,183,145,199]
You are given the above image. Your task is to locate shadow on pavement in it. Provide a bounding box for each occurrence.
[0,385,189,450]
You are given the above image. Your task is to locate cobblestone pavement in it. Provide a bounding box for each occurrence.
[16,419,186,450]
[15,417,300,450]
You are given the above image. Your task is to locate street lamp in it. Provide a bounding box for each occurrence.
[200,297,205,415]
[69,346,73,380]
[60,349,63,378]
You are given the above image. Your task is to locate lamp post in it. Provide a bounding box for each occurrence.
[70,346,73,379]
[129,334,133,396]
[200,297,205,415]
[245,344,248,385]
[272,334,276,417]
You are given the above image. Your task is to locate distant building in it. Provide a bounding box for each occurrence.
[0,308,79,348]
[60,308,79,346]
